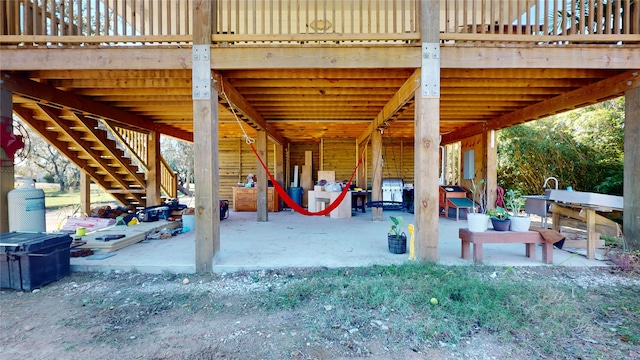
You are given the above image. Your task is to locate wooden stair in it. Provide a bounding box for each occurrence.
[14,102,151,207]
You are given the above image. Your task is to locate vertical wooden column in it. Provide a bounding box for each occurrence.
[485,130,497,210]
[146,129,161,206]
[0,88,13,233]
[414,0,440,262]
[274,141,284,209]
[371,130,383,221]
[624,87,639,251]
[256,130,268,222]
[79,172,91,216]
[192,0,219,273]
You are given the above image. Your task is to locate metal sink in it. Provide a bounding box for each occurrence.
[547,190,623,210]
[523,190,552,227]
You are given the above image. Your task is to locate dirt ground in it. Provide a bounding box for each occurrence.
[1,266,639,360]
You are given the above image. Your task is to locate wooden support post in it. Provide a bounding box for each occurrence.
[371,129,383,221]
[146,129,161,206]
[192,0,219,273]
[414,0,440,262]
[256,130,268,222]
[585,208,597,260]
[624,86,639,251]
[0,88,14,233]
[79,171,91,216]
[275,142,284,210]
[301,150,312,206]
[485,130,497,210]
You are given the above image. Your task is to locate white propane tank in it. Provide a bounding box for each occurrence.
[8,178,46,232]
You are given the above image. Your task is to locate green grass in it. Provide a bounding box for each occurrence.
[251,263,640,358]
[40,186,118,210]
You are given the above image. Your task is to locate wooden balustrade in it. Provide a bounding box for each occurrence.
[106,123,178,199]
[161,157,178,199]
[1,0,636,45]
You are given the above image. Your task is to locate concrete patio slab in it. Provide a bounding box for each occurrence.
[69,209,610,274]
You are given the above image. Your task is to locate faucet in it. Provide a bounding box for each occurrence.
[543,177,558,190]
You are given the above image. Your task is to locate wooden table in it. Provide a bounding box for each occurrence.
[351,191,370,213]
[459,228,553,264]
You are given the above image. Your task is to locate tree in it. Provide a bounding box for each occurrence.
[161,137,194,189]
[497,98,625,196]
[15,118,79,191]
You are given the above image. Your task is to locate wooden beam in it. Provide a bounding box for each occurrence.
[371,129,383,222]
[442,70,640,144]
[624,86,640,251]
[79,172,91,216]
[442,46,640,69]
[146,129,161,206]
[192,0,218,273]
[0,72,193,142]
[2,46,638,72]
[256,131,268,222]
[357,69,420,144]
[414,0,440,263]
[212,72,284,145]
[0,88,13,233]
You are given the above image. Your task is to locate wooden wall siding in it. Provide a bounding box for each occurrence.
[320,139,356,182]
[219,139,278,206]
[363,137,415,189]
[289,141,320,186]
[219,139,242,204]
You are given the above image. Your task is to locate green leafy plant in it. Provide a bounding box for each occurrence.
[504,189,525,216]
[389,216,404,237]
[486,206,509,220]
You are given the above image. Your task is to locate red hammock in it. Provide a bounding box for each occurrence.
[249,143,363,216]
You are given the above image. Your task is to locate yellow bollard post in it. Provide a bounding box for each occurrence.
[408,224,415,261]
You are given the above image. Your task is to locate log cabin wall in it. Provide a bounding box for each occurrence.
[363,138,415,190]
[320,139,356,182]
[219,139,278,207]
[288,141,320,186]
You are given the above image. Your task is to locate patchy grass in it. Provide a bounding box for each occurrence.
[254,263,640,358]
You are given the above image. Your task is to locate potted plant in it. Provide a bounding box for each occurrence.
[388,216,407,254]
[504,189,531,232]
[486,206,511,231]
[467,179,489,232]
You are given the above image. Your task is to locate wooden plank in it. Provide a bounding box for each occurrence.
[0,88,13,232]
[442,70,640,144]
[256,130,268,222]
[0,72,192,142]
[414,0,440,262]
[3,46,639,72]
[78,221,181,253]
[192,0,218,273]
[371,130,383,221]
[146,130,161,207]
[624,87,640,250]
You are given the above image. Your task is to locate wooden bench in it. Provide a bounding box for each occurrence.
[459,228,553,264]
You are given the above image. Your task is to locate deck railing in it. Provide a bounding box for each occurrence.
[1,1,637,45]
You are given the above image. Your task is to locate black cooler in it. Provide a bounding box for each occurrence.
[0,232,72,291]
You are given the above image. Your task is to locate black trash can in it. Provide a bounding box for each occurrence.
[0,232,72,291]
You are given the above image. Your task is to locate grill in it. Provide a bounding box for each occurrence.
[381,178,404,210]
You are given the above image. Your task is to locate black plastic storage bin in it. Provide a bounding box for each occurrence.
[0,232,72,291]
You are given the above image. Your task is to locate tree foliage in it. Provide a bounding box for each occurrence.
[497,97,625,196]
[161,137,194,186]
[14,118,79,191]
